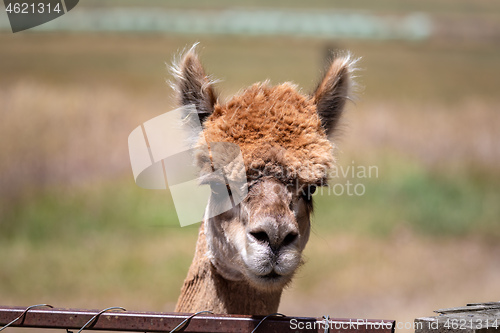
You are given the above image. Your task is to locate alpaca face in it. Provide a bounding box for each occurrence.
[172,45,356,291]
[204,176,314,291]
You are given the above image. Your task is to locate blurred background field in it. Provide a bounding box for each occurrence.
[1,1,499,331]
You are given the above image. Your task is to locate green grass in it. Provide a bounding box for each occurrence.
[0,179,198,309]
[1,162,499,311]
[2,155,498,251]
[312,156,500,238]
[1,180,190,243]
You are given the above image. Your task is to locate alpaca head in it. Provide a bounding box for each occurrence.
[172,46,356,292]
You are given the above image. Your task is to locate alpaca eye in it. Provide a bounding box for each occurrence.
[302,185,317,201]
[308,185,317,195]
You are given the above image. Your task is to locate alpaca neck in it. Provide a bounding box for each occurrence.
[175,223,283,315]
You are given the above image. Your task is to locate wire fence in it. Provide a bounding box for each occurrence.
[0,304,396,333]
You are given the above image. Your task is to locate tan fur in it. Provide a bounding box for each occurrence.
[202,83,335,183]
[175,223,282,315]
[172,46,356,315]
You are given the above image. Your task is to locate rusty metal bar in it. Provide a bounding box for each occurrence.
[0,305,395,333]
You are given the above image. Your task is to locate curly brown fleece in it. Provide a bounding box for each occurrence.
[200,82,334,184]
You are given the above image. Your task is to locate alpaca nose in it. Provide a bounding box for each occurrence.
[249,227,298,251]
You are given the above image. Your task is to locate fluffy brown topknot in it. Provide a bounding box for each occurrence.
[171,45,357,185]
[201,82,335,184]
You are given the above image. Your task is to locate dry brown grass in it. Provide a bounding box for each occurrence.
[281,230,500,331]
[2,81,499,200]
[342,99,500,173]
[0,81,168,199]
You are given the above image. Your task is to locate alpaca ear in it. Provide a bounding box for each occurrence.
[170,45,217,127]
[313,54,357,136]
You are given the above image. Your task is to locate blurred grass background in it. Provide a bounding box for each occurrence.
[1,1,499,331]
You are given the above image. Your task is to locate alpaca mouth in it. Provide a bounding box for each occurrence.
[262,271,281,279]
[247,269,291,291]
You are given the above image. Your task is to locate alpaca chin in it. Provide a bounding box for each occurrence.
[244,270,294,292]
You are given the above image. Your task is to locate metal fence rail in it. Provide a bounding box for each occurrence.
[0,305,395,333]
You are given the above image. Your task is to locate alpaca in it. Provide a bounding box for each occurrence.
[171,46,356,315]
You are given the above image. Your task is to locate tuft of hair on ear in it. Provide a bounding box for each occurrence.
[313,52,360,137]
[169,43,219,131]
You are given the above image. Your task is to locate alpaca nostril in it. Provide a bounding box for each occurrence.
[282,232,298,246]
[250,231,270,244]
[249,228,298,249]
